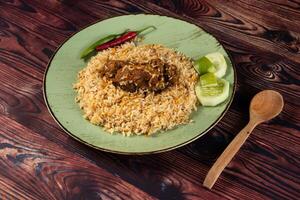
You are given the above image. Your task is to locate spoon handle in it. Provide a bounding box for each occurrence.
[203,121,257,189]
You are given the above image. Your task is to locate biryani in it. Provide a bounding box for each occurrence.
[74,42,198,136]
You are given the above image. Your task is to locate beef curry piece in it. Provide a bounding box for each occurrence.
[100,59,177,92]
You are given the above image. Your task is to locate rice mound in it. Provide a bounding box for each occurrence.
[74,42,198,136]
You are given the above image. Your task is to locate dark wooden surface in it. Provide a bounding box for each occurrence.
[0,0,299,199]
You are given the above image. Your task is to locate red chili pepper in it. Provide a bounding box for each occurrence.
[96,31,137,51]
[95,26,156,52]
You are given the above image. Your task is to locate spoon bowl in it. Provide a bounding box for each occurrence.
[250,90,284,123]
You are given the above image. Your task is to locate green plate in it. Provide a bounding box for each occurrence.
[44,14,236,155]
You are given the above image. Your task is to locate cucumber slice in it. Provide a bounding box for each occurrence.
[205,52,227,78]
[200,73,218,87]
[194,56,216,75]
[195,79,230,106]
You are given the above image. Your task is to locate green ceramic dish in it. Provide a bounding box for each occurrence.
[44,14,236,155]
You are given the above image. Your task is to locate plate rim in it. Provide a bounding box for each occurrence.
[43,14,237,155]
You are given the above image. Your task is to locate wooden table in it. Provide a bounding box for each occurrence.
[0,0,299,199]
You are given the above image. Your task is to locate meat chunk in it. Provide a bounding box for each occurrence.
[100,59,177,93]
[101,60,126,78]
[114,66,152,92]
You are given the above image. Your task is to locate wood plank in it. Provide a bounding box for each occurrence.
[179,125,300,199]
[0,115,156,200]
[142,0,300,63]
[0,16,51,72]
[0,0,76,44]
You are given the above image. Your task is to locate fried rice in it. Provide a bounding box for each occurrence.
[74,42,198,136]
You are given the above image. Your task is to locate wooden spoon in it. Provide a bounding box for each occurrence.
[203,90,284,189]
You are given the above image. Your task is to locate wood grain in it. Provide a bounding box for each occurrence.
[151,0,300,57]
[0,115,155,200]
[0,0,299,199]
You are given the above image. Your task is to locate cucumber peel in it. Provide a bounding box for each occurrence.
[195,56,216,75]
